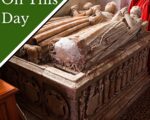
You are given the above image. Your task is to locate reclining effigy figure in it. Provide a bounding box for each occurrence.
[37,1,118,49]
[18,3,148,72]
[19,2,118,64]
[52,6,148,71]
[34,1,118,47]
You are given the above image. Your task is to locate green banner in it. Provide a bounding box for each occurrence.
[0,0,68,67]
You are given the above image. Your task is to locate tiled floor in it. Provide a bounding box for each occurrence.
[119,86,150,120]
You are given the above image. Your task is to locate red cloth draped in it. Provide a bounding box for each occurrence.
[129,0,150,30]
[129,0,138,10]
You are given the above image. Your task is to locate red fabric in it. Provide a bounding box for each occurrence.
[129,0,150,30]
[128,0,138,10]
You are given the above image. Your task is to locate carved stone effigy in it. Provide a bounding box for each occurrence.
[17,2,148,72]
[17,2,118,65]
[1,33,150,120]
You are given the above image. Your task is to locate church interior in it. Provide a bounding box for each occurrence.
[0,0,150,120]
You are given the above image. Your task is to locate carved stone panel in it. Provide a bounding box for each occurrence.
[43,84,70,120]
[78,47,149,120]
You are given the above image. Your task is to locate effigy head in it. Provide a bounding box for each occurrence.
[105,1,117,14]
[130,6,141,18]
[83,2,94,10]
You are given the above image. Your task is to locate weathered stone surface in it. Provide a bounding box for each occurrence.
[1,34,150,120]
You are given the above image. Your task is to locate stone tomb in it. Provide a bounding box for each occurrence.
[1,1,150,120]
[1,33,150,120]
